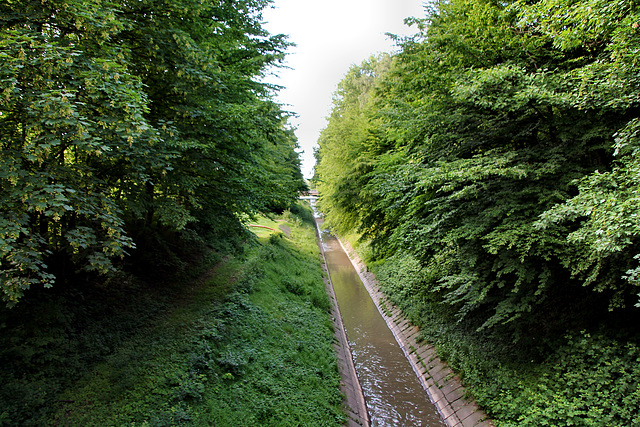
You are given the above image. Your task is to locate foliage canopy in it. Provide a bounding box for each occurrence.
[315,1,640,423]
[0,0,305,304]
[316,0,640,332]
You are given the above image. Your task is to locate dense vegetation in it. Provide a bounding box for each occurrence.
[1,1,340,425]
[0,205,345,426]
[0,0,306,306]
[315,0,640,424]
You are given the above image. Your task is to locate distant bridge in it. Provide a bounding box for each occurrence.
[300,189,318,201]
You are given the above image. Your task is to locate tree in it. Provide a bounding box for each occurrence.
[0,0,154,304]
[315,54,392,234]
[0,0,304,305]
[315,0,640,332]
[531,0,640,309]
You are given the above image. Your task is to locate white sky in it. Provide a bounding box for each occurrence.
[261,0,427,178]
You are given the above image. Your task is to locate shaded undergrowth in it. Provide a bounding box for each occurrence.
[0,205,344,426]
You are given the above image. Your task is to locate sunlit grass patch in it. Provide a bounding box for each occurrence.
[245,214,283,239]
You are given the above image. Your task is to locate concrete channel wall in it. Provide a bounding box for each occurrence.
[335,238,494,427]
[314,222,370,427]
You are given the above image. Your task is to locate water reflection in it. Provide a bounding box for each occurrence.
[320,229,444,427]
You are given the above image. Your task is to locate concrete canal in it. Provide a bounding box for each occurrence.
[319,226,445,426]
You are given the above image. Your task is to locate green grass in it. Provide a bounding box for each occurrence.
[0,204,344,426]
[245,214,283,239]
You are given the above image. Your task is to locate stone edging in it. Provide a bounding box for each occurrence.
[336,238,495,427]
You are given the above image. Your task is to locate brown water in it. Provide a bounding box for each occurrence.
[319,228,445,427]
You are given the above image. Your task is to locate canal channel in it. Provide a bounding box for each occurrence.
[317,221,445,427]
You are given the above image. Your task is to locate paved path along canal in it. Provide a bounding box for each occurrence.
[319,227,445,427]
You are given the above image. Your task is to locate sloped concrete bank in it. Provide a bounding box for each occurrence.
[336,238,494,427]
[314,222,370,427]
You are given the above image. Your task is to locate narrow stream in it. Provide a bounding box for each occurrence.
[319,226,445,427]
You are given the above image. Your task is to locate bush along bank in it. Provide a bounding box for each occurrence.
[0,205,345,426]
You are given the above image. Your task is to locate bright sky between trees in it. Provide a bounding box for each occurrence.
[262,0,427,178]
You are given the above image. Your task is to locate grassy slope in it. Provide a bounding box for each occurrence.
[0,205,344,426]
